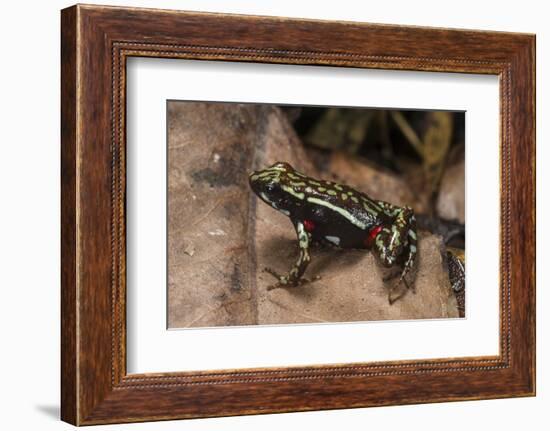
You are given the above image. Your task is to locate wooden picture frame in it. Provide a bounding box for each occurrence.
[61,4,535,425]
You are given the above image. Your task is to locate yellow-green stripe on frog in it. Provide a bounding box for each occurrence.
[249,161,418,303]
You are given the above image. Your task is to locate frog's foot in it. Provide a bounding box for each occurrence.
[397,265,417,294]
[388,282,408,305]
[263,267,290,287]
[382,267,402,283]
[263,267,320,291]
[381,268,412,304]
[384,269,415,304]
[401,275,416,294]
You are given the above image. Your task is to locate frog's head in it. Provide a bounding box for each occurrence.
[249,162,298,216]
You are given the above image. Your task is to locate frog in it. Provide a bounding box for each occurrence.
[249,161,418,304]
[446,247,465,317]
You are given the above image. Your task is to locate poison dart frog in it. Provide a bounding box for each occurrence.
[447,247,465,317]
[249,161,418,303]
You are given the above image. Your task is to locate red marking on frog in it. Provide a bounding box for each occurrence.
[365,225,383,247]
[303,219,316,232]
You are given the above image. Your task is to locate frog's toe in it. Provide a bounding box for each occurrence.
[266,282,284,291]
[264,270,320,291]
[388,284,408,305]
[263,268,292,291]
[263,267,283,280]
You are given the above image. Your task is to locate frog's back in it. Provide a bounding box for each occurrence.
[304,178,382,218]
[290,177,384,248]
[253,162,390,239]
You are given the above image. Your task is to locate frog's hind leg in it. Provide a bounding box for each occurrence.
[386,268,409,305]
[264,221,319,291]
[399,215,418,294]
[373,206,418,303]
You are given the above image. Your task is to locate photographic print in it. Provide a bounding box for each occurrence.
[61,6,535,423]
[167,101,465,328]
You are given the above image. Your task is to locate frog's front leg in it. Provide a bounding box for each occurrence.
[265,220,316,291]
[373,206,418,303]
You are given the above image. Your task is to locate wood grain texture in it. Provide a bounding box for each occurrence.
[61,6,78,425]
[60,4,535,425]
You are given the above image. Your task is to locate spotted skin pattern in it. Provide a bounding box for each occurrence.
[447,248,465,317]
[249,162,418,302]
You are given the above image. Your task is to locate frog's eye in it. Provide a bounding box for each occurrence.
[265,183,276,193]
